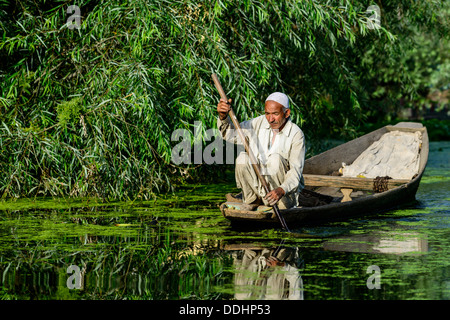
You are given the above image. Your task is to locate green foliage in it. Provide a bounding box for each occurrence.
[56,97,84,128]
[0,0,448,199]
[357,1,450,121]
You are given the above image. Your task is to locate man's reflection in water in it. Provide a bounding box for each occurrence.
[231,247,304,300]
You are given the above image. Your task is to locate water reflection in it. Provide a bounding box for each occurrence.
[221,232,430,300]
[0,142,447,300]
[225,244,304,300]
[322,232,428,255]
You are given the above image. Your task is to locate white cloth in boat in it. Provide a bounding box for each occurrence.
[342,130,422,180]
[217,114,306,208]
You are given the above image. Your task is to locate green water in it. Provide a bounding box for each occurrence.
[0,142,448,300]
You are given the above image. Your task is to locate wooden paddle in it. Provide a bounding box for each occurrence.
[211,73,290,232]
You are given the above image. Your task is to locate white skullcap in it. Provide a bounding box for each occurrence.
[265,92,289,109]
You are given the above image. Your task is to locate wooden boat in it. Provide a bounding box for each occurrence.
[219,122,429,228]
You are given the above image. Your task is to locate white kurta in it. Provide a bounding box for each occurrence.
[218,114,306,208]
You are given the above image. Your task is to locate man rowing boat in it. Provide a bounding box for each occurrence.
[217,93,306,210]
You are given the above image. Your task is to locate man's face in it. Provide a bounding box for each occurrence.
[265,100,290,130]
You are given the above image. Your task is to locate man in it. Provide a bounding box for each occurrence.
[217,92,306,210]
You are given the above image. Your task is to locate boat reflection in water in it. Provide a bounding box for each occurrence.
[224,231,428,300]
[224,244,304,300]
[322,232,428,255]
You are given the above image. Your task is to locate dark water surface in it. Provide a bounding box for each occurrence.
[0,142,448,300]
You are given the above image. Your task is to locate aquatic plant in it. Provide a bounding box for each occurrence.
[0,210,233,300]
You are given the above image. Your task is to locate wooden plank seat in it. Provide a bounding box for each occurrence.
[304,174,410,190]
[303,174,410,202]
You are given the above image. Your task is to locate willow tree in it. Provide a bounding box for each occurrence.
[0,0,447,199]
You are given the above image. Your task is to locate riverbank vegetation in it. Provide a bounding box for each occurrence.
[1,0,449,200]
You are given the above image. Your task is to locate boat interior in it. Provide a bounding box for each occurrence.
[302,122,428,204]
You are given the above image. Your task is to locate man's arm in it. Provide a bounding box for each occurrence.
[216,98,254,144]
[280,131,306,194]
[264,130,305,206]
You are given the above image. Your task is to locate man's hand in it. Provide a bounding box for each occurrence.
[266,256,285,267]
[264,187,285,206]
[217,98,232,120]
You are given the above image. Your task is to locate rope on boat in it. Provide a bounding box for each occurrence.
[373,176,392,193]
